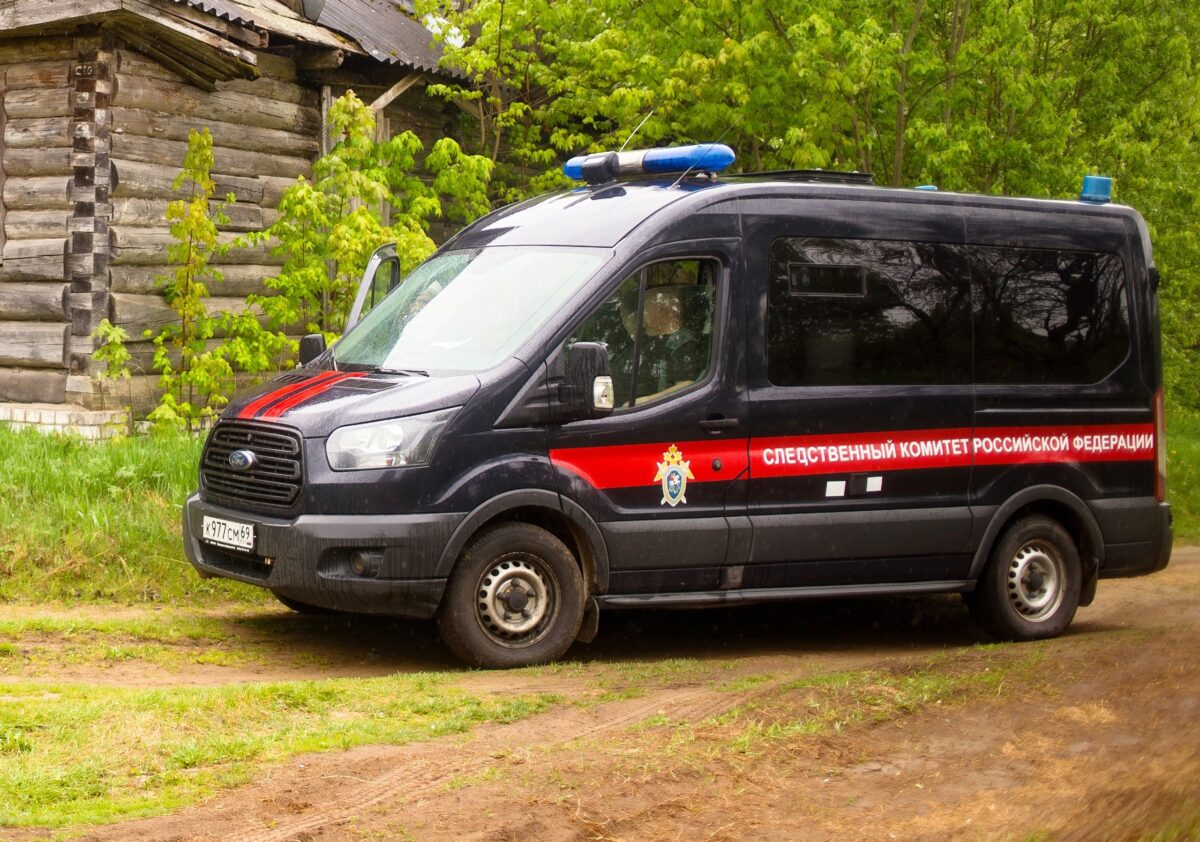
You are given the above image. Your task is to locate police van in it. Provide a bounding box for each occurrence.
[183,144,1171,668]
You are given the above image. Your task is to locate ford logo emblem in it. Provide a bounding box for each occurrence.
[228,449,258,471]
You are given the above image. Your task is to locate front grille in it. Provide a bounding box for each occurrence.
[202,421,303,513]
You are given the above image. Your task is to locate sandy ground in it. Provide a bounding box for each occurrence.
[7,550,1200,841]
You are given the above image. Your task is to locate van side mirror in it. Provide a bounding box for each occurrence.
[494,342,614,428]
[298,333,326,365]
[562,341,614,420]
[1149,266,1161,292]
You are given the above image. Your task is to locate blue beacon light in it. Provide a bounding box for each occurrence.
[563,143,736,183]
[1080,174,1113,204]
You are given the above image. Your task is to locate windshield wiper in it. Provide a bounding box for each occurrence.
[375,366,429,377]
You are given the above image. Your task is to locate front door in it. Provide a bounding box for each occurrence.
[549,247,748,594]
[742,197,976,588]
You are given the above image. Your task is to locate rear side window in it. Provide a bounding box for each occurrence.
[767,238,972,386]
[972,248,1129,384]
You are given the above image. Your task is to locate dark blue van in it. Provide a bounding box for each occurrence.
[183,146,1171,667]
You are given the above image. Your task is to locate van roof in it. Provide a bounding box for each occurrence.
[444,177,1144,251]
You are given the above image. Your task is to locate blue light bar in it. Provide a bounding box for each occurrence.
[1080,174,1112,204]
[564,143,736,183]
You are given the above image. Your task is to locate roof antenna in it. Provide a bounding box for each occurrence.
[670,116,741,189]
[619,110,655,152]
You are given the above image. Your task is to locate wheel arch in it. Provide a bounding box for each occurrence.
[434,489,609,594]
[970,485,1104,606]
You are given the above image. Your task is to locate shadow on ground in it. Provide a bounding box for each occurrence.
[203,592,1112,674]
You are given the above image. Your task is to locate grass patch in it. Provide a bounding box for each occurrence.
[575,657,705,706]
[1169,415,1200,543]
[1139,801,1200,842]
[0,673,556,828]
[629,646,1040,761]
[0,614,251,675]
[717,673,774,692]
[0,640,253,677]
[0,426,260,605]
[0,614,233,644]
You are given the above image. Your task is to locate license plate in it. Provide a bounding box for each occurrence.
[201,515,255,551]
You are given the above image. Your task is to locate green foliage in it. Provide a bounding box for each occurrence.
[148,128,234,432]
[422,0,1200,409]
[1169,415,1200,544]
[90,318,132,415]
[241,92,492,348]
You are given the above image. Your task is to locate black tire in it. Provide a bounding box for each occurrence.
[968,515,1081,641]
[273,592,338,615]
[436,523,585,669]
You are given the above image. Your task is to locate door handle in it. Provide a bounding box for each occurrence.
[699,416,740,431]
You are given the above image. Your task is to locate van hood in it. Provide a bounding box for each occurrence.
[225,369,481,438]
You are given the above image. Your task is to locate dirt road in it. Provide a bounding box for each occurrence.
[26,551,1200,840]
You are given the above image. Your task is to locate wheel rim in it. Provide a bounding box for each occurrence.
[1006,539,1066,622]
[474,552,558,648]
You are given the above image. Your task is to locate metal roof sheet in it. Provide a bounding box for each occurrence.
[171,0,261,28]
[316,0,444,72]
[173,0,444,72]
[172,0,359,51]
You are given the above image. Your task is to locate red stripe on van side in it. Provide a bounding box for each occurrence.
[258,372,366,419]
[238,370,344,420]
[550,439,749,490]
[551,424,1155,490]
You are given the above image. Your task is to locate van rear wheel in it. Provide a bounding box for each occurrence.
[437,523,585,669]
[968,515,1081,641]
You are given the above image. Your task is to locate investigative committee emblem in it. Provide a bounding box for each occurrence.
[654,444,695,507]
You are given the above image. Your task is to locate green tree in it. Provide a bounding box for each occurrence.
[422,0,1200,409]
[243,92,492,345]
[90,318,132,417]
[147,128,236,432]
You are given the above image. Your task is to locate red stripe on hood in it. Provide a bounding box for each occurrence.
[259,372,367,419]
[238,370,345,420]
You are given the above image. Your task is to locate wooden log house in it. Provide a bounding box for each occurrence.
[0,0,456,412]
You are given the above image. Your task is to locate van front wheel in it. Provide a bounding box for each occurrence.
[437,523,585,668]
[968,515,1081,641]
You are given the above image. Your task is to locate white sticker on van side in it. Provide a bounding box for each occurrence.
[866,476,883,493]
[825,480,846,497]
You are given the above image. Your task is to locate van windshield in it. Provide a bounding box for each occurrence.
[333,246,608,374]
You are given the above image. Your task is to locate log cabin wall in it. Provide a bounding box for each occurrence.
[0,35,81,404]
[107,44,318,401]
[0,22,461,411]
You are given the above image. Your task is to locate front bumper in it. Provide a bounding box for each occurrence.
[183,494,465,619]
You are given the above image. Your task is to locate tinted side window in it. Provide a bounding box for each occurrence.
[767,238,972,386]
[972,248,1129,384]
[570,258,718,408]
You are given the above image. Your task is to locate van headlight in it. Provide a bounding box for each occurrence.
[325,408,459,471]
